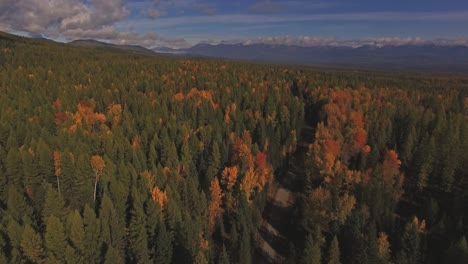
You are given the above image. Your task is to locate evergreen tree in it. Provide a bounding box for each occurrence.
[83,204,101,263]
[69,210,85,262]
[43,184,68,222]
[5,148,22,186]
[21,224,44,263]
[398,220,421,264]
[155,223,173,264]
[104,245,125,264]
[65,245,80,264]
[45,215,67,263]
[238,227,252,264]
[206,142,221,186]
[6,186,33,222]
[328,236,341,264]
[127,188,150,263]
[302,234,322,264]
[100,193,125,251]
[366,223,379,264]
[6,217,23,263]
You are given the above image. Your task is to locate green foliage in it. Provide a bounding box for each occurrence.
[155,223,173,264]
[0,31,466,263]
[21,224,44,263]
[302,234,322,264]
[328,236,341,264]
[43,185,68,222]
[45,215,67,263]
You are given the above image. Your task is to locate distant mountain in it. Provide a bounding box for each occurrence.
[152,47,187,54]
[3,30,467,71]
[69,39,155,55]
[167,43,468,72]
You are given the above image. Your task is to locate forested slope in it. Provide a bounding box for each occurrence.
[0,32,467,263]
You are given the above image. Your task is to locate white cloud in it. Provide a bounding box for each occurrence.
[0,0,128,33]
[0,0,190,48]
[230,36,468,47]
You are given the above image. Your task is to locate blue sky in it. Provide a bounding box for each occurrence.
[124,0,468,41]
[1,0,468,48]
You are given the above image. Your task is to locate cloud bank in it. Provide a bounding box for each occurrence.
[218,36,468,48]
[0,0,190,48]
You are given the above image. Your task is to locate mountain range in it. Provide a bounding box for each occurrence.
[3,31,468,72]
[154,43,468,72]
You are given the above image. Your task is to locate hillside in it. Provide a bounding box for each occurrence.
[0,31,467,264]
[69,39,156,55]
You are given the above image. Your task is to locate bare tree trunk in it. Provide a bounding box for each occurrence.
[94,175,98,202]
[57,176,61,197]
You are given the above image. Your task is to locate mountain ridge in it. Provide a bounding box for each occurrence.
[2,31,467,72]
[155,42,468,72]
[69,39,156,55]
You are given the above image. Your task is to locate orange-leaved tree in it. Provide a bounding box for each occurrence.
[208,177,223,231]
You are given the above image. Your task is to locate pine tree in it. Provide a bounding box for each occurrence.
[69,210,85,262]
[399,219,421,264]
[21,224,45,263]
[83,204,101,263]
[65,244,80,264]
[7,186,33,222]
[71,154,93,209]
[104,245,125,264]
[302,234,322,264]
[127,188,150,263]
[238,227,252,264]
[366,223,379,264]
[43,185,68,222]
[206,142,221,186]
[100,193,125,251]
[22,148,40,200]
[327,236,341,264]
[5,148,23,186]
[6,217,23,263]
[45,215,67,263]
[155,223,173,264]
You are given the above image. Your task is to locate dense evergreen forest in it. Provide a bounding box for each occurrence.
[0,32,467,264]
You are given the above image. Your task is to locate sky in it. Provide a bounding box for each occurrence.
[1,0,468,48]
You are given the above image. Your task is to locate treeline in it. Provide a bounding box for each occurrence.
[0,32,467,263]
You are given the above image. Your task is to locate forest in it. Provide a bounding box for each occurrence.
[0,31,467,264]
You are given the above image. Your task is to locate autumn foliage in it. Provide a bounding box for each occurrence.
[53,150,61,177]
[221,166,239,191]
[208,178,223,231]
[90,155,105,176]
[152,186,168,208]
[2,34,466,264]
